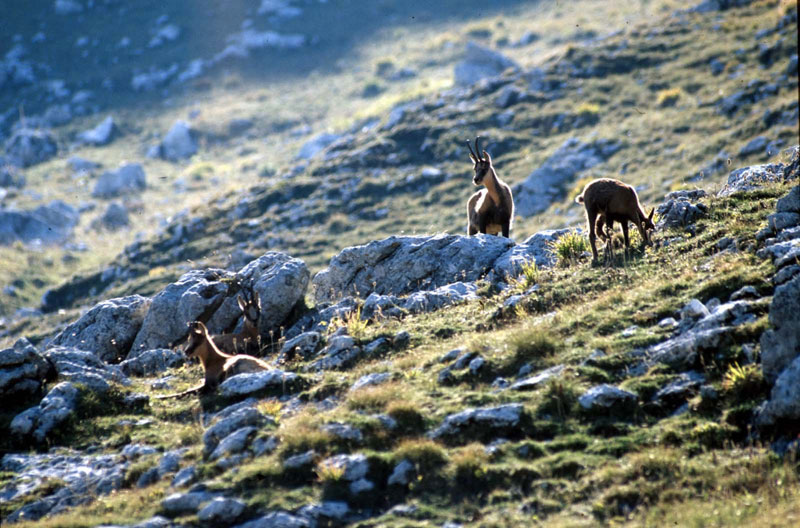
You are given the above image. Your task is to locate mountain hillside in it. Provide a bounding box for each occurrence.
[0,0,798,526]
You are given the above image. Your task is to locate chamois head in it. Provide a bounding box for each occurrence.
[642,207,656,243]
[184,321,210,359]
[237,286,261,328]
[467,136,493,186]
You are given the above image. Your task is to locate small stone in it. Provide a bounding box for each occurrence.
[197,497,246,523]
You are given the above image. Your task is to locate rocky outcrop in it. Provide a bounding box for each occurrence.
[717,150,799,196]
[312,234,514,303]
[50,295,151,363]
[0,339,54,399]
[513,137,622,217]
[656,190,708,229]
[130,269,237,353]
[44,347,130,393]
[119,348,185,377]
[761,275,800,384]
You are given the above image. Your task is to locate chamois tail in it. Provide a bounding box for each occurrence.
[575,194,584,204]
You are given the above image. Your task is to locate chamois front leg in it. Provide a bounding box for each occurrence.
[621,221,631,256]
[502,221,510,238]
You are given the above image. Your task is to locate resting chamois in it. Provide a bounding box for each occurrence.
[576,178,655,261]
[212,287,261,356]
[156,321,270,399]
[466,137,514,238]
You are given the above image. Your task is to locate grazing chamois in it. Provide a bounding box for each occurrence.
[156,321,270,399]
[212,287,261,356]
[575,178,655,261]
[466,137,515,238]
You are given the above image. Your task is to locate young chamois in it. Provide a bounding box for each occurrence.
[466,137,515,238]
[156,321,270,399]
[212,287,261,356]
[576,178,655,261]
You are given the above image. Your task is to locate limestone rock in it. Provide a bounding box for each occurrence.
[761,275,800,383]
[514,137,622,217]
[429,403,526,442]
[50,295,151,363]
[313,234,514,303]
[4,128,57,168]
[454,41,519,86]
[578,384,638,414]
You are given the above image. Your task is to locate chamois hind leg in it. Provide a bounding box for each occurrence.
[603,218,615,264]
[587,208,599,261]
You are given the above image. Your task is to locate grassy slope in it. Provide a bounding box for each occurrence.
[3,170,795,528]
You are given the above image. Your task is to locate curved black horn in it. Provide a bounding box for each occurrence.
[466,139,478,160]
[475,136,482,159]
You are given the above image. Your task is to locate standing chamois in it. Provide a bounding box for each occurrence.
[156,321,270,399]
[212,286,261,356]
[576,178,655,261]
[466,137,515,238]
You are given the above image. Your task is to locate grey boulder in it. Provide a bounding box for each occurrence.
[92,163,146,198]
[10,382,80,442]
[428,403,526,442]
[578,384,638,414]
[159,121,197,162]
[50,295,151,363]
[0,200,79,245]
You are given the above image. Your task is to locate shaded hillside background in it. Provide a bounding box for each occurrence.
[1,0,794,343]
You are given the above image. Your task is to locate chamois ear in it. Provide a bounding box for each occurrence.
[190,322,204,335]
[237,295,247,312]
[648,207,655,222]
[482,150,492,164]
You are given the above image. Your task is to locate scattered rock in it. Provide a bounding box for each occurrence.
[50,295,151,362]
[77,116,116,146]
[219,369,303,398]
[578,384,638,415]
[739,136,770,158]
[120,348,184,377]
[387,459,415,486]
[233,511,311,528]
[161,491,214,516]
[307,335,362,371]
[297,133,341,160]
[718,154,799,197]
[0,200,79,245]
[92,163,146,198]
[92,201,129,231]
[492,228,573,277]
[198,497,246,524]
[4,128,57,168]
[510,365,564,391]
[203,406,274,457]
[429,403,526,442]
[159,121,197,162]
[279,331,321,361]
[454,41,519,86]
[514,137,622,217]
[757,353,800,427]
[351,372,391,391]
